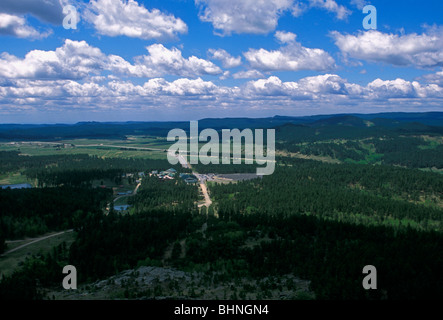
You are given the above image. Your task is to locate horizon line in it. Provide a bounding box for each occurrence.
[2,110,443,126]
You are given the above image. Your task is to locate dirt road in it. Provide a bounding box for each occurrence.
[197,179,212,208]
[2,230,74,256]
[169,151,213,208]
[75,144,166,152]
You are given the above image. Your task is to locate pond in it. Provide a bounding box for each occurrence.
[1,183,32,189]
[114,205,132,211]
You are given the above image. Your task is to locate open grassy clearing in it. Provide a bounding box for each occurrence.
[420,167,443,175]
[0,139,169,160]
[275,150,341,164]
[0,231,76,278]
[0,172,35,186]
[114,195,131,206]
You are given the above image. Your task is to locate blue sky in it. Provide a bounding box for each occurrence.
[0,0,442,123]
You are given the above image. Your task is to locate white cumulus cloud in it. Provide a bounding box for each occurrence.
[0,40,222,80]
[367,78,443,99]
[331,29,443,68]
[195,0,293,35]
[0,39,107,79]
[0,0,66,25]
[309,0,351,20]
[243,74,443,101]
[232,69,264,79]
[0,13,50,39]
[2,74,443,118]
[85,0,188,40]
[135,44,223,77]
[350,0,369,10]
[422,69,443,86]
[208,48,242,68]
[243,32,336,72]
[275,31,297,44]
[244,74,358,98]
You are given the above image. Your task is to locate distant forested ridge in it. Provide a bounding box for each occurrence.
[1,112,443,141]
[275,118,443,169]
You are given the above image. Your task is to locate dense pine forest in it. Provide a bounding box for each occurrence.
[211,157,443,232]
[0,187,111,239]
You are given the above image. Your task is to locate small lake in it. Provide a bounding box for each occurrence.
[1,183,32,189]
[114,205,132,211]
